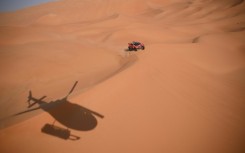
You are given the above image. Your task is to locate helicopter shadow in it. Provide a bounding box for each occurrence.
[14,81,104,131]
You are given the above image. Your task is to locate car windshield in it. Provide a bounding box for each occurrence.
[133,42,140,45]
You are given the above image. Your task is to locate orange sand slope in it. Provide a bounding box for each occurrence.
[0,0,245,153]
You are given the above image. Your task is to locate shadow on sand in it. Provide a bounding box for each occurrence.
[15,94,103,131]
[13,81,104,139]
[41,123,80,140]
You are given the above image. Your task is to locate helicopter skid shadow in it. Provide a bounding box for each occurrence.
[41,123,80,140]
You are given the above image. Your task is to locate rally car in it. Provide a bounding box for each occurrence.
[128,41,145,51]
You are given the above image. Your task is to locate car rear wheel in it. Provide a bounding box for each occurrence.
[141,46,145,50]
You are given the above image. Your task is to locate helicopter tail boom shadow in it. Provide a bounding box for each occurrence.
[28,91,47,108]
[13,106,41,116]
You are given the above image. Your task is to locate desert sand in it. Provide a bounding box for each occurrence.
[0,0,245,153]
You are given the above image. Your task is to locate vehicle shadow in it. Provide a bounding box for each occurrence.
[124,48,136,52]
[124,48,137,57]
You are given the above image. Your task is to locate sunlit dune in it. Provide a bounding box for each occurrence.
[0,0,244,153]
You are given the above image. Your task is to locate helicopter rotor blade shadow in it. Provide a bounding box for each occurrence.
[66,81,78,98]
[80,105,104,119]
[28,95,47,108]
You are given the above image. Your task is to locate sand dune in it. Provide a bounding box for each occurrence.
[0,0,245,153]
